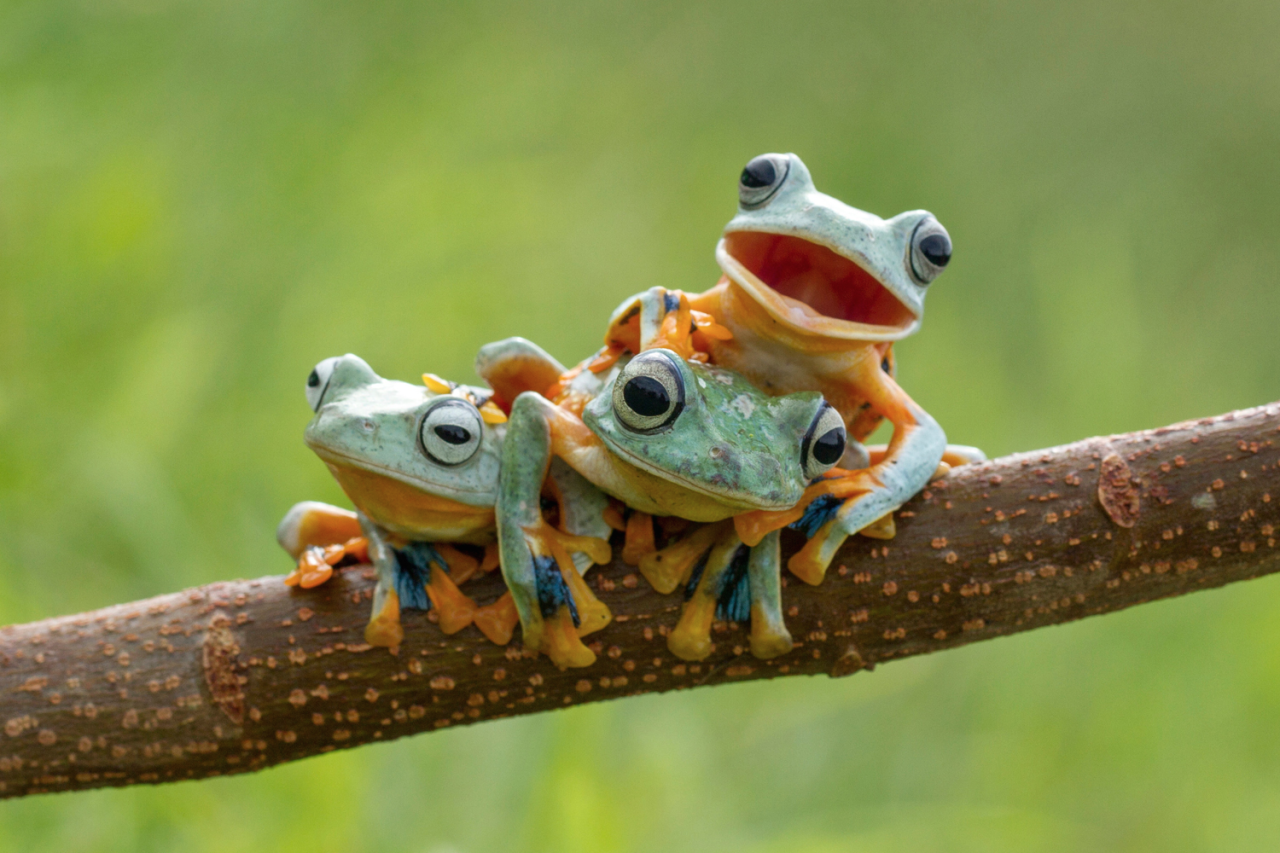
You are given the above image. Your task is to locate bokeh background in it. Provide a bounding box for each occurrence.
[3,1,1280,850]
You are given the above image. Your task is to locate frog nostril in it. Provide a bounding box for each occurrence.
[920,233,951,268]
[307,369,320,389]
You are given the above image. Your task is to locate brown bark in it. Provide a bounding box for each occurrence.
[3,403,1279,799]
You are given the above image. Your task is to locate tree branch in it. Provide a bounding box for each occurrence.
[3,403,1279,799]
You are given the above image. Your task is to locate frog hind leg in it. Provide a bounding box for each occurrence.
[276,501,363,557]
[668,530,744,661]
[639,521,726,594]
[362,521,403,648]
[278,501,368,588]
[533,554,596,668]
[745,530,792,659]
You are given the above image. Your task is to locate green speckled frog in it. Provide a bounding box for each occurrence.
[278,353,608,649]
[491,341,847,668]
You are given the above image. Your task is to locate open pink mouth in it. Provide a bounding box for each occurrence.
[723,232,916,330]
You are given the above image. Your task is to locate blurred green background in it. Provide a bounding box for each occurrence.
[3,0,1280,850]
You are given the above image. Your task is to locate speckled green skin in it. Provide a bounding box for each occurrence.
[496,348,825,655]
[305,354,502,511]
[581,356,824,512]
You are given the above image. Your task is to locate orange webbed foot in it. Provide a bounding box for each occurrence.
[531,523,611,637]
[425,565,477,635]
[639,521,726,594]
[285,536,368,589]
[474,592,519,646]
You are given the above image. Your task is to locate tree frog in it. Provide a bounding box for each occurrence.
[278,353,608,649]
[598,153,983,586]
[495,345,847,668]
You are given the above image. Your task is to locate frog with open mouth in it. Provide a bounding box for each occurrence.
[492,341,847,668]
[278,353,609,649]
[595,153,983,586]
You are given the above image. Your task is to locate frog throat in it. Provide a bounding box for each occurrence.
[307,446,495,509]
[594,437,796,513]
[715,234,920,342]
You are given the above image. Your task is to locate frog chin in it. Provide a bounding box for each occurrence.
[306,444,494,509]
[717,233,919,342]
[600,439,796,513]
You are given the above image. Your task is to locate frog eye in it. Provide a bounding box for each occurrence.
[738,154,790,209]
[908,215,952,284]
[419,399,484,466]
[802,403,847,480]
[306,357,340,412]
[612,351,686,433]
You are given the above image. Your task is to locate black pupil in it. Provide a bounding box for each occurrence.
[812,428,846,466]
[623,375,670,417]
[920,233,952,267]
[740,157,776,189]
[307,369,320,388]
[434,424,471,445]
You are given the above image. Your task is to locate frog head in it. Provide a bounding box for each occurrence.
[582,349,847,510]
[716,152,952,342]
[303,354,503,518]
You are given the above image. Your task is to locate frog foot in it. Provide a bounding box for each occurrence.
[638,521,727,594]
[621,511,657,565]
[668,596,717,661]
[783,482,900,585]
[474,592,519,646]
[285,537,369,589]
[515,522,611,668]
[542,607,597,669]
[525,522,612,637]
[424,563,477,635]
[364,588,404,649]
[748,600,793,660]
[668,535,747,662]
[646,291,731,362]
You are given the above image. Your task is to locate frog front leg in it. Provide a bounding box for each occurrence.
[361,521,479,647]
[746,531,792,659]
[737,356,946,585]
[362,519,406,648]
[496,391,612,668]
[664,528,792,661]
[794,373,945,583]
